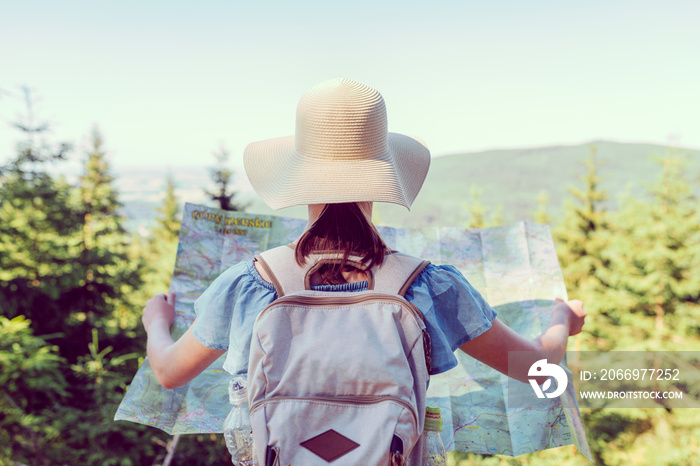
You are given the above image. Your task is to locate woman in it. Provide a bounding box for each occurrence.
[142,78,585,393]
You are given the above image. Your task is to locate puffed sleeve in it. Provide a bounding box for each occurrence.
[192,262,247,350]
[192,261,277,348]
[404,263,497,375]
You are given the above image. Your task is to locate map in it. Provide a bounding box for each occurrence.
[115,203,592,460]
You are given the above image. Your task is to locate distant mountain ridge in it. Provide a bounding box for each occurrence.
[370,139,700,228]
[116,140,699,233]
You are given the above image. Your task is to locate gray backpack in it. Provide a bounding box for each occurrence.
[247,245,432,465]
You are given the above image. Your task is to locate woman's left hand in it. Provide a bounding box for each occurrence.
[140,292,226,389]
[554,297,586,336]
[142,292,176,333]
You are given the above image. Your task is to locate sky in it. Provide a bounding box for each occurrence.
[1,0,698,174]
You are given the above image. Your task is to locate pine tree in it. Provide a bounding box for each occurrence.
[556,146,609,279]
[205,145,247,211]
[63,128,143,355]
[139,173,181,297]
[0,88,80,331]
[597,152,700,347]
[463,186,502,228]
[155,172,181,240]
[554,145,615,349]
[531,190,552,225]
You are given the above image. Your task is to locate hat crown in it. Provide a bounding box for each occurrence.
[243,78,430,210]
[294,78,389,160]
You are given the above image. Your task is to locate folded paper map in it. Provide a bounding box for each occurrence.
[115,203,591,460]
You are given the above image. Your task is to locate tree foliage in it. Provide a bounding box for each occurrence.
[0,90,83,340]
[70,128,144,346]
[0,101,167,464]
[0,316,68,464]
[136,173,182,300]
[155,173,181,240]
[552,148,700,465]
[554,145,615,350]
[597,152,700,347]
[462,185,503,229]
[530,190,552,225]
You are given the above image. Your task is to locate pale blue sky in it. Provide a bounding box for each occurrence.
[1,0,698,172]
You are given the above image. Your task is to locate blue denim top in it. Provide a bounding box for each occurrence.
[193,260,497,376]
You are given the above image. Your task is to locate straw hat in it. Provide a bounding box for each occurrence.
[243,78,431,210]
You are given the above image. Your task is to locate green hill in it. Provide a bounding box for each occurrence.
[371,140,700,228]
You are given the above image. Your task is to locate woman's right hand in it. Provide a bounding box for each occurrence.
[142,292,176,334]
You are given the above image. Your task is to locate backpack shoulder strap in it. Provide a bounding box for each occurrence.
[254,245,305,297]
[373,252,430,296]
[255,246,429,297]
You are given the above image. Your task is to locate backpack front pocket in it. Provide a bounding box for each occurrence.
[250,395,419,465]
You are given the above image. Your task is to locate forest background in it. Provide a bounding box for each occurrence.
[1,89,699,466]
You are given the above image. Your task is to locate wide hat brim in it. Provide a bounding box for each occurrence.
[244,132,431,210]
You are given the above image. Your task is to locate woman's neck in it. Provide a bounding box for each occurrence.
[304,202,374,231]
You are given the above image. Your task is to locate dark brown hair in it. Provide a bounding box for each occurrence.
[295,203,388,285]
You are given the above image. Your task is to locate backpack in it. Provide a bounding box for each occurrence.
[247,245,432,465]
